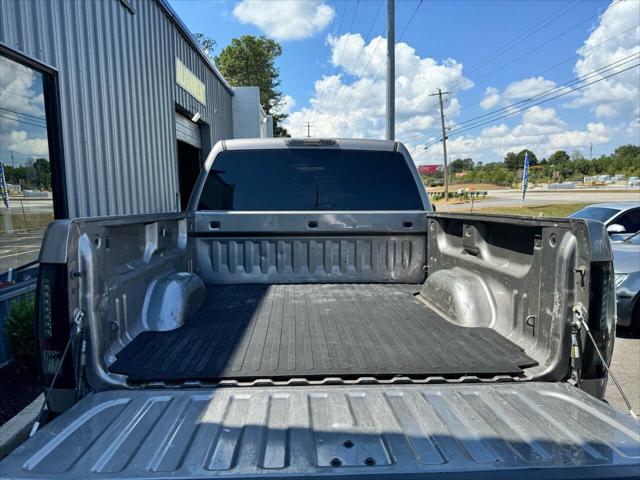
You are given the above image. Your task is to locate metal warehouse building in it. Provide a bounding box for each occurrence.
[0,0,271,219]
[0,0,271,365]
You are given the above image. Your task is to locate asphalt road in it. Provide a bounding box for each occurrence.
[443,188,640,210]
[605,327,640,416]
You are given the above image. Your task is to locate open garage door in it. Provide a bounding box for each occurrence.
[175,113,201,210]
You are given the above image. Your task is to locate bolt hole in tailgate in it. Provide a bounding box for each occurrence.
[1,383,638,479]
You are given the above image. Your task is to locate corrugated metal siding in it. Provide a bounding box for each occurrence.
[0,0,233,217]
[175,112,201,148]
[175,33,233,145]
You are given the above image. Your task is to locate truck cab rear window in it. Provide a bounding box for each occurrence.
[197,149,424,211]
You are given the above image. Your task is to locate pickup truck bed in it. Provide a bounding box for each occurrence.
[6,139,636,479]
[110,283,536,382]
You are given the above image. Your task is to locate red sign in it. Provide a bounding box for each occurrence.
[418,165,442,175]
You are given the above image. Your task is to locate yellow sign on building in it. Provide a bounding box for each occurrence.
[176,58,206,105]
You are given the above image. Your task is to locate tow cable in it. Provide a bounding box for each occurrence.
[572,305,637,419]
[29,310,84,437]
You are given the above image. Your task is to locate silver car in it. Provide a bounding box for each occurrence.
[569,202,640,240]
[570,202,640,328]
[611,232,640,328]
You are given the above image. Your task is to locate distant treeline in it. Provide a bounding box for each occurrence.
[1,158,51,191]
[428,145,640,187]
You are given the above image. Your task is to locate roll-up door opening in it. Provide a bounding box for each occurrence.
[175,112,202,210]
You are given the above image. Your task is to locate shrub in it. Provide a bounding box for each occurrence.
[3,296,36,371]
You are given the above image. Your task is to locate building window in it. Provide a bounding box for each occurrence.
[0,55,56,278]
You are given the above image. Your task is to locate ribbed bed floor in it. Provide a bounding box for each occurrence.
[110,284,537,382]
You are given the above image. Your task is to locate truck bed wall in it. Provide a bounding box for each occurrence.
[422,213,605,382]
[191,211,428,284]
[38,211,610,395]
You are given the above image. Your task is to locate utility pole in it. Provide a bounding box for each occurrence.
[304,122,313,138]
[429,89,451,200]
[386,0,395,140]
[590,142,593,160]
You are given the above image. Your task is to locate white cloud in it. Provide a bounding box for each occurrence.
[568,0,640,117]
[0,59,46,119]
[276,94,296,115]
[503,77,557,101]
[233,0,334,41]
[281,3,636,163]
[412,106,610,164]
[479,77,558,110]
[284,33,473,139]
[626,112,640,139]
[2,130,49,157]
[480,87,500,109]
[548,122,609,150]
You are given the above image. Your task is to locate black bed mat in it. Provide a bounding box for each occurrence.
[110,284,537,382]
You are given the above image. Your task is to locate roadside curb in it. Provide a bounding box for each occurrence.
[0,394,43,459]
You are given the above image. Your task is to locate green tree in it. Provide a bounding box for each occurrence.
[548,150,570,165]
[614,144,640,161]
[571,150,585,161]
[194,33,217,61]
[450,158,473,172]
[214,35,289,137]
[3,158,51,190]
[504,151,519,170]
[517,149,538,167]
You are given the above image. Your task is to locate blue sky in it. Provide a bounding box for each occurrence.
[170,0,640,165]
[0,57,48,167]
[2,1,636,168]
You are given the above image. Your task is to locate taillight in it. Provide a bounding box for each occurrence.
[35,264,75,390]
[581,262,616,379]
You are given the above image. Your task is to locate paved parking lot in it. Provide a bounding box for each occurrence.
[606,327,640,416]
[0,199,53,273]
[443,188,640,210]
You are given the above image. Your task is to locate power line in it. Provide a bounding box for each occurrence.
[410,63,640,153]
[0,113,48,129]
[397,0,423,41]
[460,9,613,91]
[334,0,360,68]
[0,106,46,122]
[428,23,640,124]
[325,0,361,102]
[447,63,639,138]
[538,22,639,77]
[444,0,582,92]
[351,0,424,113]
[404,0,609,121]
[345,2,384,83]
[320,0,346,71]
[451,52,640,130]
[401,47,640,145]
[341,1,385,112]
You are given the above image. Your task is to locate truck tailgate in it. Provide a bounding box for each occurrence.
[1,383,638,479]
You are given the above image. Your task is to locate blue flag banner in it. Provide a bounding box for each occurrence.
[521,152,529,205]
[0,162,10,209]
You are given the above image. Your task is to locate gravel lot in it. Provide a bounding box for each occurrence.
[605,327,640,416]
